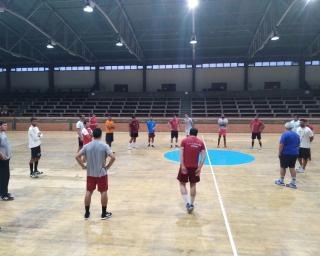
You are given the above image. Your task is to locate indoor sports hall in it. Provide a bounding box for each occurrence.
[0,1,320,256]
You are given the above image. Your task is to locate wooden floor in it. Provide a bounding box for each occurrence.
[0,131,319,256]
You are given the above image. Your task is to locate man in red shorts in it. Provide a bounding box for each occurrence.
[250,115,265,149]
[177,128,206,213]
[81,120,93,146]
[76,128,115,220]
[89,114,98,130]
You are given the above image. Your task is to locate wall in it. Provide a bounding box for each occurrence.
[248,66,299,90]
[11,72,48,91]
[0,72,5,91]
[54,71,94,89]
[146,69,192,92]
[100,70,142,92]
[306,66,320,89]
[196,68,244,91]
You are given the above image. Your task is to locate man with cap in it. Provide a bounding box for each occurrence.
[275,122,300,189]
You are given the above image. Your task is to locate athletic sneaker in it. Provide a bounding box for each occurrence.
[286,183,297,189]
[188,204,194,214]
[170,145,173,148]
[148,144,150,147]
[101,212,112,220]
[30,173,38,178]
[128,145,132,150]
[1,194,14,201]
[34,170,43,175]
[84,212,90,220]
[275,179,285,186]
[296,167,305,173]
[151,145,155,148]
[175,145,179,148]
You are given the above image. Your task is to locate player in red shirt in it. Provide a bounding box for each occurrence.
[168,115,181,148]
[250,115,265,149]
[89,114,97,130]
[128,115,140,149]
[82,121,93,145]
[177,128,206,213]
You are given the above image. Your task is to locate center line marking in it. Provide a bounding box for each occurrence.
[202,135,239,256]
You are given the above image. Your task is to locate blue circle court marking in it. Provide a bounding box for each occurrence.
[164,149,255,166]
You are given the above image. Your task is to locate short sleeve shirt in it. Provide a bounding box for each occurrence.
[181,136,205,169]
[79,140,112,177]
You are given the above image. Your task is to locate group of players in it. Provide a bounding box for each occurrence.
[0,112,315,219]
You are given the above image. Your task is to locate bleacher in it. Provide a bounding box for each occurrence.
[191,96,320,118]
[1,91,320,118]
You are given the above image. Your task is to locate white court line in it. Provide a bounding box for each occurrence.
[202,136,239,256]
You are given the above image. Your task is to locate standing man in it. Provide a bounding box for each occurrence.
[0,120,14,201]
[177,128,206,213]
[76,115,85,152]
[75,128,116,220]
[184,114,193,136]
[290,115,300,133]
[169,115,181,148]
[89,114,98,130]
[28,118,43,178]
[250,115,265,149]
[275,122,300,189]
[105,116,115,148]
[296,119,314,173]
[146,116,156,147]
[81,120,93,146]
[217,114,228,148]
[128,115,139,150]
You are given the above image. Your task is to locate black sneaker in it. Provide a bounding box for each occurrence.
[1,194,14,201]
[148,144,150,147]
[30,173,38,178]
[34,170,43,175]
[84,212,90,220]
[101,212,112,220]
[151,145,155,148]
[188,204,194,214]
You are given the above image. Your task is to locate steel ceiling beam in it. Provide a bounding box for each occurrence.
[3,5,92,62]
[94,0,144,62]
[43,1,96,61]
[0,20,47,63]
[304,32,320,57]
[248,0,299,58]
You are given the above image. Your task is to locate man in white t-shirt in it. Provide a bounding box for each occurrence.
[28,118,43,178]
[290,115,300,133]
[184,114,193,136]
[296,119,314,173]
[217,114,228,148]
[76,115,85,152]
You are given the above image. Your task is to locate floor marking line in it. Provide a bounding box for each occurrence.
[202,135,239,256]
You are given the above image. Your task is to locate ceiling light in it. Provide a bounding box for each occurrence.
[116,37,123,47]
[187,0,199,9]
[46,43,54,49]
[271,31,280,41]
[83,0,94,13]
[190,34,197,45]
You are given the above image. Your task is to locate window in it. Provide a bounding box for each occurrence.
[138,66,143,69]
[312,60,320,65]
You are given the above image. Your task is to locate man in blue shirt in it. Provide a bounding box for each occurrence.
[146,117,156,147]
[275,122,300,189]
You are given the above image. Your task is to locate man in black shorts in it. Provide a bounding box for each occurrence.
[168,115,180,148]
[275,122,300,189]
[28,118,43,178]
[128,115,139,149]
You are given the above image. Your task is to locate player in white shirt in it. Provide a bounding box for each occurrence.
[217,114,228,148]
[28,118,43,178]
[76,115,85,152]
[184,114,193,136]
[290,115,300,133]
[296,119,314,173]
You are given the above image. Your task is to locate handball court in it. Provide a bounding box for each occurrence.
[0,131,319,256]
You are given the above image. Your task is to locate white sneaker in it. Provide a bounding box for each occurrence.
[296,168,305,173]
[128,144,132,150]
